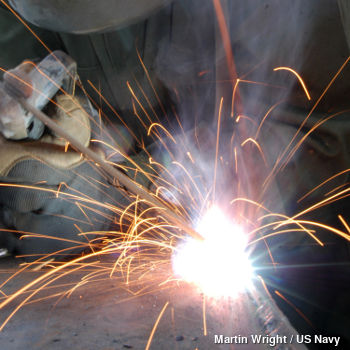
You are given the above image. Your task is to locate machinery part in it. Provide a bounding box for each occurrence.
[7,0,172,34]
[0,50,76,140]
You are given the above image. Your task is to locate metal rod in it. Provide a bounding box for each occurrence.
[18,97,203,241]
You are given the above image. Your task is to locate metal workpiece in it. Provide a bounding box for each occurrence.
[0,259,307,350]
[247,279,308,350]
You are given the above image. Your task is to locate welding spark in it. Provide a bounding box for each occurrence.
[2,4,350,347]
[172,206,254,298]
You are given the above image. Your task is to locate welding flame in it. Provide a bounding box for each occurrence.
[172,206,254,298]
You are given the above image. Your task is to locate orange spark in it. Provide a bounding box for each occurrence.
[269,55,350,179]
[298,169,350,203]
[213,97,223,201]
[136,48,168,119]
[231,78,240,117]
[241,138,267,166]
[186,151,195,164]
[56,182,65,198]
[87,80,138,142]
[338,215,350,234]
[273,67,311,100]
[212,0,241,113]
[145,301,169,350]
[147,123,177,144]
[202,295,207,336]
[275,290,313,326]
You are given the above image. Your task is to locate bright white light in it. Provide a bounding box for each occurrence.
[172,206,254,298]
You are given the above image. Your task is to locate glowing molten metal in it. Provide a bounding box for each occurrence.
[172,206,254,298]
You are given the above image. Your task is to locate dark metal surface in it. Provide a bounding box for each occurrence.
[8,0,172,33]
[0,257,306,350]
